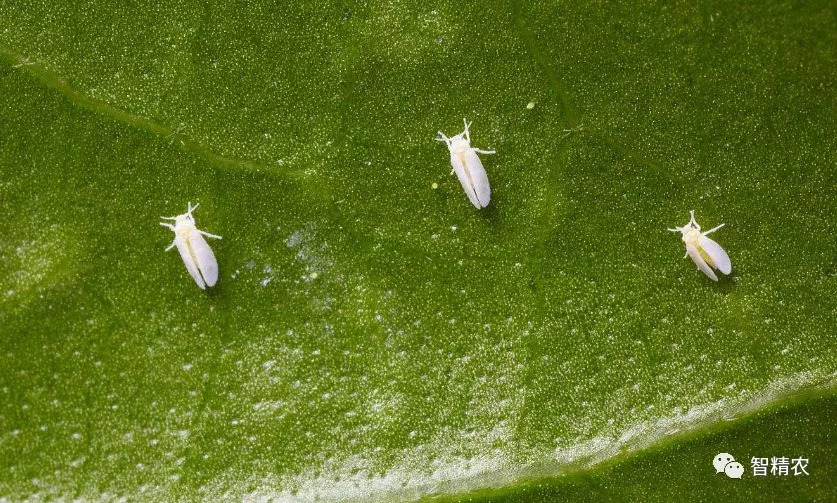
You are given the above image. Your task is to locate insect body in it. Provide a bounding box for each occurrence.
[160,202,222,289]
[668,210,731,281]
[436,118,495,209]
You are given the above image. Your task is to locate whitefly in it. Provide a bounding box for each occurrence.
[436,118,495,209]
[668,210,732,281]
[160,202,222,289]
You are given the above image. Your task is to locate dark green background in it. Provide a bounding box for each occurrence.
[1,1,834,500]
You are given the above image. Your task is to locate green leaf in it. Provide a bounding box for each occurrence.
[445,390,837,502]
[1,1,834,500]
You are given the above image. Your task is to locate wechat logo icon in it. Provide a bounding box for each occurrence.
[714,452,743,479]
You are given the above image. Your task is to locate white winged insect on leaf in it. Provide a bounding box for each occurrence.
[160,202,222,289]
[436,118,495,209]
[668,210,732,282]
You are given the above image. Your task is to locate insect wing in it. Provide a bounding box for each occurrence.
[450,151,482,209]
[463,148,491,208]
[188,229,219,287]
[175,235,206,289]
[686,243,718,281]
[698,234,731,275]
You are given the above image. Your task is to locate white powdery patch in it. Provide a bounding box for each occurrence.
[208,447,519,503]
[544,370,834,473]
[226,370,833,503]
[285,222,334,283]
[2,224,75,311]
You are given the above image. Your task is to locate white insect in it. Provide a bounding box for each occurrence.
[436,118,495,209]
[668,210,731,281]
[160,202,222,289]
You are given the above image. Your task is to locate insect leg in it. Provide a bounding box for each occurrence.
[199,231,222,240]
